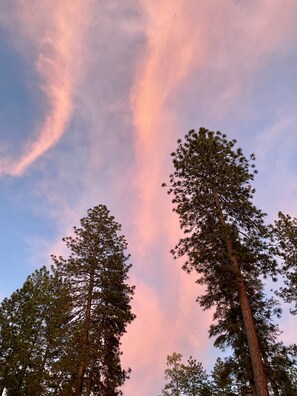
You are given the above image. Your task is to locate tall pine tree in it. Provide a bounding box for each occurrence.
[52,204,135,396]
[163,128,278,396]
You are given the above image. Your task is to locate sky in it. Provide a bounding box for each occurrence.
[0,0,297,394]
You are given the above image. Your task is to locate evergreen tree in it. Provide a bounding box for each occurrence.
[0,266,71,395]
[160,353,211,396]
[209,276,297,395]
[274,212,297,314]
[163,128,278,396]
[211,357,237,396]
[52,204,135,396]
[211,341,296,396]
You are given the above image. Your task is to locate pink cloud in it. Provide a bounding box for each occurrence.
[121,2,214,393]
[121,270,212,395]
[0,0,92,176]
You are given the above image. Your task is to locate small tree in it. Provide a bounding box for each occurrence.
[163,128,278,396]
[160,353,211,396]
[52,204,135,396]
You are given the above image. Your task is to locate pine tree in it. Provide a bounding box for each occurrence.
[160,353,211,396]
[211,357,237,396]
[51,204,135,396]
[274,212,297,314]
[0,266,71,395]
[163,128,278,396]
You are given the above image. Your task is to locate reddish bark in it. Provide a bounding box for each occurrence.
[213,191,269,396]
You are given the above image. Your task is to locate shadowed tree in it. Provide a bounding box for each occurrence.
[159,348,296,396]
[0,266,71,396]
[209,275,297,395]
[211,357,237,396]
[159,353,211,396]
[274,212,297,314]
[163,128,279,396]
[52,204,135,396]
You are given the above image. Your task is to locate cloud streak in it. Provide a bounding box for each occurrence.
[122,2,213,394]
[0,0,91,176]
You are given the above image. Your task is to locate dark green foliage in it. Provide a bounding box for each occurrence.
[164,128,276,282]
[160,353,211,396]
[0,204,135,396]
[211,358,237,396]
[163,128,283,394]
[209,281,297,394]
[0,266,71,395]
[160,351,297,396]
[274,212,297,314]
[265,343,297,395]
[211,341,297,396]
[52,204,135,395]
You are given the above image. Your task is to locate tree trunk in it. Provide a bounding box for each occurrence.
[75,270,94,396]
[250,381,258,396]
[213,191,269,396]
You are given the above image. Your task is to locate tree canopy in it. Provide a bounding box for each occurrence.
[159,353,211,396]
[0,204,135,396]
[52,204,135,395]
[163,128,284,396]
[0,266,71,395]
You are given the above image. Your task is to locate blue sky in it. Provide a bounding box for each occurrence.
[0,1,297,394]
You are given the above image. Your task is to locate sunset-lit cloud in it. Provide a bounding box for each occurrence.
[130,0,199,249]
[124,2,216,393]
[0,0,92,176]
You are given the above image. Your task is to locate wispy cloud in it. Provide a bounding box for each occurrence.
[123,1,213,394]
[0,0,92,176]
